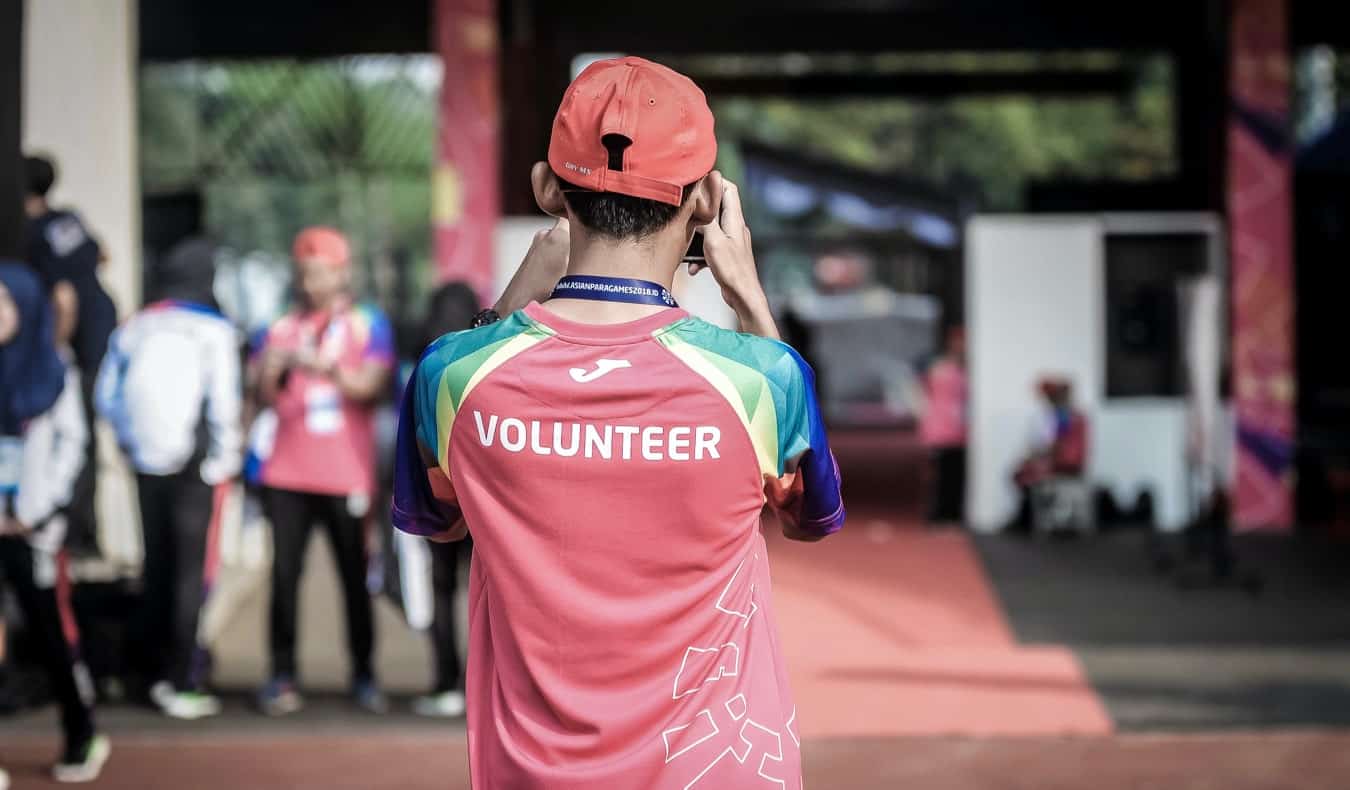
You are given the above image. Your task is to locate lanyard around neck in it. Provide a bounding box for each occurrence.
[550,275,678,308]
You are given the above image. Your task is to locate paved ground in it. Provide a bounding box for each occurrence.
[7,429,1350,786]
[976,529,1350,730]
[6,730,1350,789]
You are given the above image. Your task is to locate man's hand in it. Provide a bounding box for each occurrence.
[428,517,469,543]
[52,280,79,347]
[0,517,30,537]
[292,346,323,374]
[257,346,294,405]
[690,178,779,340]
[262,346,293,376]
[494,218,571,316]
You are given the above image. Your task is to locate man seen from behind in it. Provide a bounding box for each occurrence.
[393,57,844,789]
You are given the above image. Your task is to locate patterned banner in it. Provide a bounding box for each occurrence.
[1227,0,1295,530]
[433,0,499,300]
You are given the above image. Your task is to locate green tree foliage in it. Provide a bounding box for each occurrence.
[139,57,440,314]
[712,55,1174,211]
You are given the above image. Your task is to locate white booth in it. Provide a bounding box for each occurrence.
[966,213,1224,533]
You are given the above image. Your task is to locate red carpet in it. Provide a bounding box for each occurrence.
[767,429,1112,738]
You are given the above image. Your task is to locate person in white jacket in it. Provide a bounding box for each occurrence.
[0,262,108,783]
[96,238,242,720]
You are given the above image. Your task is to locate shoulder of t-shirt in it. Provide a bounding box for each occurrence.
[349,301,390,326]
[268,311,298,333]
[168,300,232,324]
[118,301,232,342]
[347,301,395,354]
[408,312,543,453]
[663,317,818,468]
[416,310,539,375]
[259,311,299,347]
[42,210,95,248]
[662,316,811,396]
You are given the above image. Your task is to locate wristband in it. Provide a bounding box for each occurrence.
[470,308,501,328]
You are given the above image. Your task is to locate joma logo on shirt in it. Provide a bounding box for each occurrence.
[569,359,631,383]
[472,411,721,461]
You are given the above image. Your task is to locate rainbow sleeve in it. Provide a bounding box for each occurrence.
[391,356,462,537]
[776,345,845,535]
[657,321,845,536]
[392,315,552,537]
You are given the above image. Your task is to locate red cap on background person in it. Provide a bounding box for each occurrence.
[1037,375,1072,401]
[547,56,717,206]
[292,226,351,268]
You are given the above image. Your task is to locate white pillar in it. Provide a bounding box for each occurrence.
[23,0,142,570]
[23,0,140,315]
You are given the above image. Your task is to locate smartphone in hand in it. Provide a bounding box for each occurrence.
[682,232,705,264]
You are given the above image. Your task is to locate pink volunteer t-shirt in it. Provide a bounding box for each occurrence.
[393,304,844,789]
[919,357,967,449]
[260,302,394,496]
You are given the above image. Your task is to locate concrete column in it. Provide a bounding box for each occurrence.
[0,0,21,260]
[23,0,140,315]
[23,0,142,568]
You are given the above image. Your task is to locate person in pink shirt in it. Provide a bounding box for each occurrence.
[394,57,844,789]
[919,325,968,525]
[254,227,395,716]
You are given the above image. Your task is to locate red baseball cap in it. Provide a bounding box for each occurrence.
[548,56,717,206]
[292,226,351,268]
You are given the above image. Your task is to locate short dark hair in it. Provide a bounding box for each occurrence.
[24,155,56,198]
[561,181,695,241]
[422,281,480,347]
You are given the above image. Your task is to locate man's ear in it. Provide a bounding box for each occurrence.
[688,170,724,227]
[531,162,568,218]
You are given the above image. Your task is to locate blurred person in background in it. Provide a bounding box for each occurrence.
[1007,376,1089,532]
[780,306,824,399]
[254,226,394,716]
[919,325,967,526]
[23,154,117,558]
[0,263,109,783]
[407,281,479,718]
[96,238,241,720]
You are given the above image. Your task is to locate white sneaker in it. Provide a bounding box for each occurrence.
[1,766,10,790]
[52,734,110,783]
[150,681,222,720]
[412,690,466,718]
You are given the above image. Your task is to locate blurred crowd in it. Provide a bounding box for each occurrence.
[1,154,475,784]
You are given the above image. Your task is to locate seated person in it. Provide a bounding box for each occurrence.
[1008,377,1089,530]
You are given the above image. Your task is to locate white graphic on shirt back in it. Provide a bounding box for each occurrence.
[662,551,795,787]
[663,709,719,763]
[664,693,788,789]
[569,358,632,383]
[672,643,741,699]
[670,552,761,701]
[715,555,759,629]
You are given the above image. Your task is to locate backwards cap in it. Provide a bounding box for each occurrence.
[548,57,717,206]
[292,226,350,268]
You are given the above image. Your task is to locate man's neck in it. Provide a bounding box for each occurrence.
[304,295,347,316]
[564,238,676,288]
[543,233,682,324]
